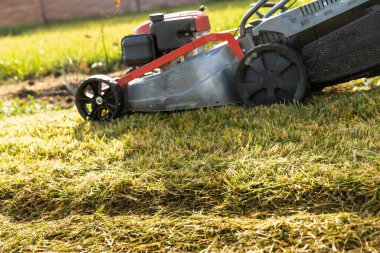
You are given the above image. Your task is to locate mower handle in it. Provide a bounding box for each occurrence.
[252,2,276,8]
[239,0,268,37]
[264,0,293,18]
[239,0,293,37]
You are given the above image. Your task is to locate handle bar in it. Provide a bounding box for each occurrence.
[239,0,293,37]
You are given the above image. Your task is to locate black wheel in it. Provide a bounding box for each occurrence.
[75,75,124,122]
[236,44,310,107]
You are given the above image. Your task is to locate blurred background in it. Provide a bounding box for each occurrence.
[0,0,200,28]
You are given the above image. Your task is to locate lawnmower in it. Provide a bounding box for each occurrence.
[75,0,380,122]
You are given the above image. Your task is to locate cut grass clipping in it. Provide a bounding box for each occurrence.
[1,81,380,251]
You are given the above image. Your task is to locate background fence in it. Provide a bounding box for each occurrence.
[0,0,201,28]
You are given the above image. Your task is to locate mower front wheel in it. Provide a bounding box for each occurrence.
[236,44,310,107]
[75,75,124,122]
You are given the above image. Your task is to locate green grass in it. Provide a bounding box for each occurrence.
[1,0,380,251]
[1,81,380,251]
[0,0,257,81]
[0,96,60,117]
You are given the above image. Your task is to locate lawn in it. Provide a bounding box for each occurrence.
[1,0,380,252]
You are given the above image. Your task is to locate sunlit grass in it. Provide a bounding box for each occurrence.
[1,82,380,251]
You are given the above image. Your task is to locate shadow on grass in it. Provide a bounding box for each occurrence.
[2,211,379,252]
[73,84,380,141]
[1,174,379,222]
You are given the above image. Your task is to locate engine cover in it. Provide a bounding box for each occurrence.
[122,10,211,68]
[133,11,211,35]
[121,34,155,67]
[151,17,197,51]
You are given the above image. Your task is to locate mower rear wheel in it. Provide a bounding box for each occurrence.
[236,44,309,107]
[75,75,124,122]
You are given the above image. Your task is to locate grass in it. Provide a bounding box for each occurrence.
[0,0,255,81]
[1,0,380,251]
[0,96,60,117]
[1,80,380,251]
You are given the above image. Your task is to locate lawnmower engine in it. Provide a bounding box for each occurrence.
[121,11,211,72]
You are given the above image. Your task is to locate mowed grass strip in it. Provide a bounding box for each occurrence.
[0,83,379,238]
[1,87,380,251]
[1,213,379,252]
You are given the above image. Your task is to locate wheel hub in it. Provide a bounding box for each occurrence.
[95,96,103,105]
[262,72,280,89]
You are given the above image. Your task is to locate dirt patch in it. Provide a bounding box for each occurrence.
[0,75,81,108]
[0,71,125,108]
